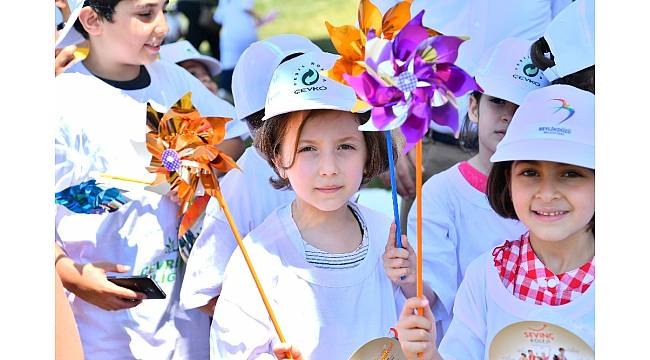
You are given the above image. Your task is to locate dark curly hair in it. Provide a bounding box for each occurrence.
[72,1,124,39]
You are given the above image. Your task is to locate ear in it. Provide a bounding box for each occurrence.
[77,7,103,37]
[467,94,480,124]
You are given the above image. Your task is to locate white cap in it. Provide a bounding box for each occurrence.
[542,0,595,82]
[232,34,321,120]
[160,40,221,76]
[262,51,358,120]
[55,0,86,49]
[475,37,550,105]
[491,84,594,169]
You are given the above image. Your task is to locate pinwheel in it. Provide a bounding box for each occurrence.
[55,179,127,214]
[145,92,289,353]
[326,1,479,344]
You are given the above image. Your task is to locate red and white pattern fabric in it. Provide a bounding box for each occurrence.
[492,233,595,306]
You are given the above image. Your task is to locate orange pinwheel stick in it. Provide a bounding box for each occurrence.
[415,140,424,359]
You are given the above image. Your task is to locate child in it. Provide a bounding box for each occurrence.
[160,40,222,96]
[530,0,595,93]
[180,34,321,315]
[210,50,403,359]
[386,37,549,341]
[54,0,243,358]
[395,84,595,359]
[159,39,248,162]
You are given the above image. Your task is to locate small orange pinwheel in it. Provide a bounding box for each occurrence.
[325,0,435,85]
[145,91,238,245]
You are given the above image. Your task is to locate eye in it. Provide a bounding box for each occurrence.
[338,144,356,150]
[138,12,153,18]
[298,146,316,153]
[519,169,539,177]
[489,97,506,105]
[562,170,583,178]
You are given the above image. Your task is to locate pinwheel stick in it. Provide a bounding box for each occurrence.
[213,191,291,358]
[415,140,424,359]
[415,140,423,316]
[384,130,402,248]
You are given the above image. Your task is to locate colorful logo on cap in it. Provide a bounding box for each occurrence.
[552,98,575,123]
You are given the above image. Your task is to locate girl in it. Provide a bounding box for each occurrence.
[210,50,403,359]
[385,37,549,339]
[395,84,595,359]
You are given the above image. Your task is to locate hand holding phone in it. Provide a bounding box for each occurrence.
[107,275,166,299]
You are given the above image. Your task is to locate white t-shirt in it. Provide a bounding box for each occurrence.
[214,0,257,70]
[210,202,405,359]
[180,146,295,309]
[410,0,571,134]
[439,251,595,359]
[54,63,241,359]
[407,164,526,339]
[64,59,249,139]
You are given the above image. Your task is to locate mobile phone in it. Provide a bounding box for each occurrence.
[107,275,166,299]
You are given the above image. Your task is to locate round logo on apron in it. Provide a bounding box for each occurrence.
[489,321,594,360]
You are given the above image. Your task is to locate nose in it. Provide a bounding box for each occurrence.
[534,175,561,202]
[154,10,170,40]
[501,103,518,124]
[319,152,339,176]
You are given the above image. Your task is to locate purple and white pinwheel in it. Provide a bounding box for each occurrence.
[343,11,480,151]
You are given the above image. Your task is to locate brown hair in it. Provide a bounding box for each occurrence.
[487,161,595,233]
[254,109,397,190]
[530,37,595,94]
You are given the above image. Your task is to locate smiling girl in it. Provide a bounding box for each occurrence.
[209,51,403,359]
[394,84,595,359]
[385,38,549,341]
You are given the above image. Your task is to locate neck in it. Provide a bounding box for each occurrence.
[467,147,492,175]
[83,44,142,81]
[291,199,360,253]
[529,229,595,274]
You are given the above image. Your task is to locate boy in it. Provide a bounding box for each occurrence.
[54,0,242,358]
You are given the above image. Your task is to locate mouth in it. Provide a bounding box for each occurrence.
[315,186,343,193]
[145,41,161,52]
[532,209,569,221]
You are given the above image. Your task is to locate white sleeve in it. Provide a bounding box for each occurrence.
[54,116,104,245]
[438,257,487,360]
[210,249,277,360]
[180,168,251,309]
[407,175,458,322]
[550,0,572,18]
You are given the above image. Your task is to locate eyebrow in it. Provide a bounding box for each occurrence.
[298,136,363,144]
[135,0,169,9]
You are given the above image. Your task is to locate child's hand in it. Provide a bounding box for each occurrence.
[272,343,303,360]
[383,223,416,293]
[397,297,437,360]
[69,262,146,311]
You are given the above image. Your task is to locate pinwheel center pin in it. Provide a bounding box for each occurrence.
[162,149,181,172]
[396,71,418,93]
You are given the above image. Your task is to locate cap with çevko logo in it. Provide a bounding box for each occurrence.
[262,51,359,120]
[490,84,594,169]
[475,37,550,105]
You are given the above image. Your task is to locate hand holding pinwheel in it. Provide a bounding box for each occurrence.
[145,92,290,356]
[326,2,479,354]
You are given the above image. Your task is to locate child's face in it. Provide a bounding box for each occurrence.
[277,111,367,212]
[180,60,218,95]
[510,160,595,243]
[95,0,169,67]
[469,94,518,156]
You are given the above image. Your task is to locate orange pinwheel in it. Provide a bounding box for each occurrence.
[325,0,432,85]
[145,92,238,247]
